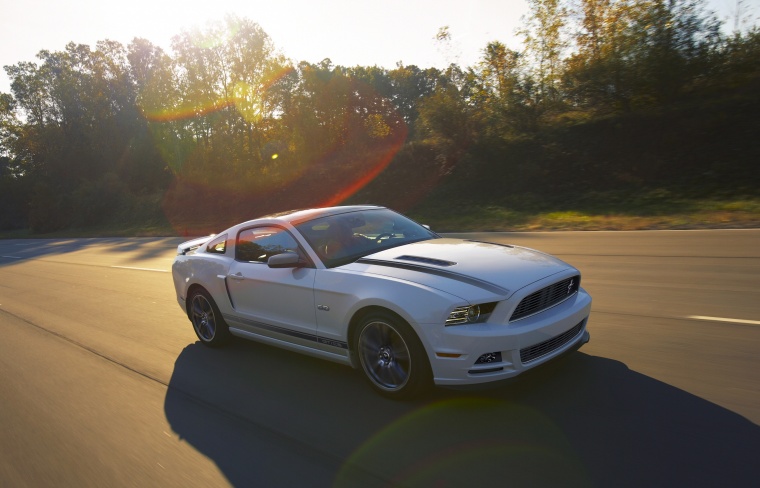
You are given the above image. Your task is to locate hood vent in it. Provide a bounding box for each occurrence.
[395,255,456,267]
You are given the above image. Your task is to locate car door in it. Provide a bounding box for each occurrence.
[225,225,318,346]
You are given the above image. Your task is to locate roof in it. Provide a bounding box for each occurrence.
[256,205,384,225]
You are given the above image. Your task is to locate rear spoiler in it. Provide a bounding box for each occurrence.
[177,235,215,255]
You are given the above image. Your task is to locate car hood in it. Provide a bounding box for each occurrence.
[345,238,573,300]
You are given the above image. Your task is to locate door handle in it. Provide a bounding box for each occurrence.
[228,272,245,281]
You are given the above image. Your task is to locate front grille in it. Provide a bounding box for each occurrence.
[520,321,584,364]
[510,275,580,321]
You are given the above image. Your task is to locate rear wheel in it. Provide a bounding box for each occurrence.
[355,312,431,399]
[188,289,229,347]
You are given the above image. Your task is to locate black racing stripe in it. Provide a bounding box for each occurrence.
[357,258,510,296]
[222,313,348,349]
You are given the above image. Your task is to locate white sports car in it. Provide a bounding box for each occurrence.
[172,206,591,398]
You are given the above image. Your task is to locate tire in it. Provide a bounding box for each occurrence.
[354,311,431,399]
[188,288,230,347]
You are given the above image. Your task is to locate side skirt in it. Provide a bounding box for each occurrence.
[228,327,353,367]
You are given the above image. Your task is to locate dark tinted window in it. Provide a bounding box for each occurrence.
[236,226,299,263]
[206,234,228,254]
[295,208,437,268]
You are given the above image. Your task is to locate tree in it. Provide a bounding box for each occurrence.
[385,64,442,134]
[520,0,570,110]
[565,0,634,112]
[470,41,536,136]
[627,0,721,104]
[565,0,722,112]
[417,66,474,174]
[168,15,290,185]
[0,93,18,162]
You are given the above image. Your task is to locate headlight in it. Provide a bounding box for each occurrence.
[445,302,498,326]
[446,305,481,326]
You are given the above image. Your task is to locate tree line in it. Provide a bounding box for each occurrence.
[1,0,758,233]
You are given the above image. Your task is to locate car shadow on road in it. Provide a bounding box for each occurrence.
[164,339,760,488]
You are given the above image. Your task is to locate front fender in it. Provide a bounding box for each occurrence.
[314,268,469,349]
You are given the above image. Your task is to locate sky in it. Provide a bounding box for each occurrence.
[0,0,756,95]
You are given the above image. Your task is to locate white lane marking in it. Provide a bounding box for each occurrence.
[1,255,23,259]
[688,315,760,326]
[111,265,169,273]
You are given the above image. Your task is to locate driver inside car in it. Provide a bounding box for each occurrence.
[322,218,366,259]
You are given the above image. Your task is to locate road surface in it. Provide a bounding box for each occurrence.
[1,230,758,487]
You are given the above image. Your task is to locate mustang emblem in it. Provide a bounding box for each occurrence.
[568,279,574,295]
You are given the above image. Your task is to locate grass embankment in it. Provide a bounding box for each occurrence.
[411,197,760,232]
[2,195,757,238]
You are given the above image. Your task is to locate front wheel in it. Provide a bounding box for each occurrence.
[355,312,431,399]
[188,289,229,347]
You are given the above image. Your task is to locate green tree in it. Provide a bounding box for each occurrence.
[717,27,760,89]
[127,38,177,190]
[565,0,634,112]
[385,64,442,134]
[168,15,290,185]
[520,0,570,110]
[417,66,474,174]
[0,93,26,229]
[628,0,721,104]
[565,0,722,112]
[470,41,536,136]
[0,93,18,161]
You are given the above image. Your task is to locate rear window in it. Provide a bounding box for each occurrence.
[206,234,228,254]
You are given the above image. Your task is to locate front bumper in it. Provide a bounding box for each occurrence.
[426,289,592,386]
[442,329,590,390]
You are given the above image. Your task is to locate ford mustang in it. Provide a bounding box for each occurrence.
[172,205,591,398]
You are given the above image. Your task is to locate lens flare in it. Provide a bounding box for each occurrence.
[139,66,295,123]
[318,122,407,208]
[147,68,415,234]
[334,397,591,487]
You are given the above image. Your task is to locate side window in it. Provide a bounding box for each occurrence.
[206,234,228,254]
[236,226,299,263]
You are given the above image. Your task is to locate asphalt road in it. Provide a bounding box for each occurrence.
[0,230,758,487]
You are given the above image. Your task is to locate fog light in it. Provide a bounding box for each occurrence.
[475,352,502,364]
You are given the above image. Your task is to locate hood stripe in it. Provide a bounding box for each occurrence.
[357,258,510,296]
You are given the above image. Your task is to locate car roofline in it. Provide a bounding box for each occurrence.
[252,205,386,226]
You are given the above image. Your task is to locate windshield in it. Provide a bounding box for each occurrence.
[295,208,438,268]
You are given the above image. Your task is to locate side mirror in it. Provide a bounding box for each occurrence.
[267,251,304,269]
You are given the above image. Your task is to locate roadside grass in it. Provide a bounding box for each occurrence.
[410,196,760,232]
[2,196,758,238]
